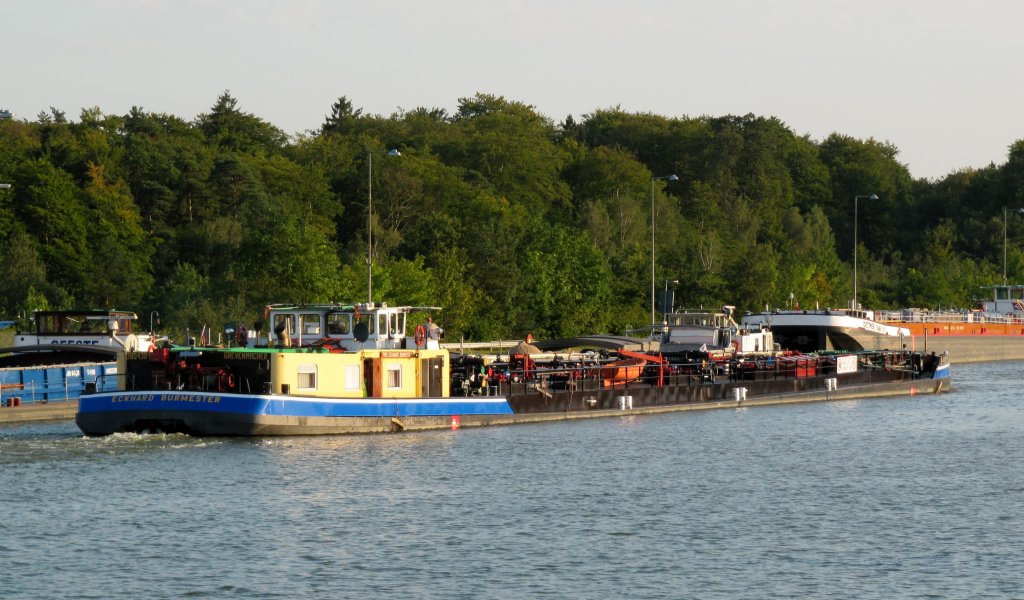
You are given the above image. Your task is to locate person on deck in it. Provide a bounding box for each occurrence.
[510,333,541,356]
[417,316,443,349]
[424,316,443,342]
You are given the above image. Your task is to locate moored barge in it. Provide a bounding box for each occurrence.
[1,310,155,406]
[743,284,1024,363]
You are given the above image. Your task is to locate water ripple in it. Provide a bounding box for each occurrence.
[1,362,1023,599]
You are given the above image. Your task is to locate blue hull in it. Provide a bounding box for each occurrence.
[76,390,515,436]
[78,390,515,418]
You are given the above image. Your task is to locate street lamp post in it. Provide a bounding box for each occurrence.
[1003,207,1011,286]
[1003,207,1024,285]
[367,149,401,304]
[853,194,878,309]
[662,279,679,318]
[651,174,678,324]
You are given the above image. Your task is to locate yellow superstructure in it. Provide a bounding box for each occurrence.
[269,348,450,398]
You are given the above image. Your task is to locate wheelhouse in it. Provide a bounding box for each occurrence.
[13,309,153,351]
[264,303,437,351]
[28,310,140,337]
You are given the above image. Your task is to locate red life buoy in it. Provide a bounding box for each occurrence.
[216,370,235,392]
[414,324,426,347]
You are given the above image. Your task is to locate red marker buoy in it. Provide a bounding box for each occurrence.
[451,415,461,430]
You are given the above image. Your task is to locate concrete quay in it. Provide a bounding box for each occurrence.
[0,400,78,425]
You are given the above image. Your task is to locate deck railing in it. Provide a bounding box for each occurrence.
[462,353,907,397]
[0,376,115,406]
[876,310,1024,325]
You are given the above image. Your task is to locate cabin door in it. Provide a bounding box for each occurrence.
[364,358,383,397]
[420,357,444,397]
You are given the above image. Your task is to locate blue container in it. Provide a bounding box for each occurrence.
[100,364,120,392]
[0,361,117,404]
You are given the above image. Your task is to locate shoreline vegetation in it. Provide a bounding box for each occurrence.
[1,92,1023,342]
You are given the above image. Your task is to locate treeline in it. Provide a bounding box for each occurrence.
[1,92,1023,341]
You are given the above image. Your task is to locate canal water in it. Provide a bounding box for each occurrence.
[1,361,1022,599]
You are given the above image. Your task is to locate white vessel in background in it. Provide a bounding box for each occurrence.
[741,303,910,354]
[1,310,155,404]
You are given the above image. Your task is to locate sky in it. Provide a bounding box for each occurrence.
[4,0,1023,180]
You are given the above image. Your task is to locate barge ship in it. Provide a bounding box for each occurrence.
[875,284,1024,362]
[1,310,155,407]
[76,302,950,437]
[743,284,1024,363]
[740,307,910,354]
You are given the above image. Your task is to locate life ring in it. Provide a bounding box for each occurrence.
[217,372,234,392]
[414,324,426,347]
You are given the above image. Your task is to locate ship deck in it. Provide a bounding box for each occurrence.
[4,377,950,428]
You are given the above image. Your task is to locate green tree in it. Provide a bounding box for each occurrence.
[158,262,216,338]
[12,159,92,297]
[427,246,493,341]
[197,91,288,154]
[448,93,571,220]
[516,225,615,337]
[818,134,914,262]
[82,163,155,307]
[320,96,363,136]
[0,232,52,317]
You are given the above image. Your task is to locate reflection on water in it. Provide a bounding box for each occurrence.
[1,362,1023,599]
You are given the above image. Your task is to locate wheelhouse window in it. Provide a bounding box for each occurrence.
[385,312,403,337]
[375,312,404,338]
[37,314,60,334]
[83,319,107,334]
[354,313,375,335]
[299,313,321,336]
[273,315,294,338]
[297,364,317,390]
[327,313,351,335]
